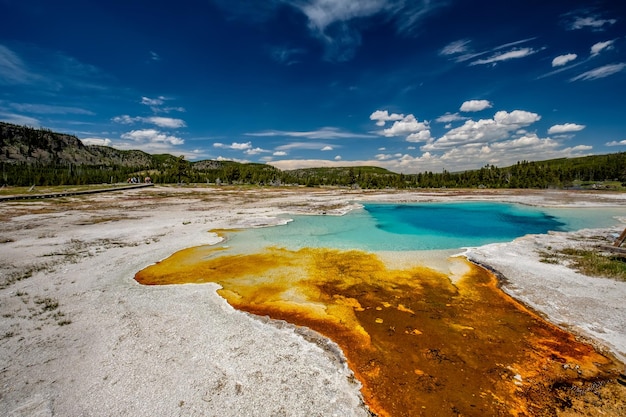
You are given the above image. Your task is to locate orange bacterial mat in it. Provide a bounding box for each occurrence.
[136,245,626,417]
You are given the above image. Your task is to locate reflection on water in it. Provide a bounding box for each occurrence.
[136,245,626,417]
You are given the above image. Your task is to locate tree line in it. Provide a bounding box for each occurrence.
[3,152,624,189]
[2,123,625,189]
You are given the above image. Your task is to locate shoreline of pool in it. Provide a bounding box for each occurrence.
[1,186,624,416]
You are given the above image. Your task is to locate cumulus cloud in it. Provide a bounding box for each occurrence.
[382,114,429,137]
[606,140,626,147]
[121,129,184,146]
[369,110,404,126]
[146,117,186,128]
[268,131,592,174]
[570,63,626,81]
[406,130,432,143]
[245,147,269,155]
[334,155,342,160]
[423,110,541,151]
[273,151,287,156]
[375,153,393,161]
[213,142,252,150]
[460,100,492,112]
[548,123,586,135]
[590,40,614,56]
[321,145,334,151]
[552,53,577,67]
[81,137,112,146]
[112,115,138,124]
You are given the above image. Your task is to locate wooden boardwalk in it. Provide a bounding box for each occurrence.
[613,227,626,247]
[0,183,154,202]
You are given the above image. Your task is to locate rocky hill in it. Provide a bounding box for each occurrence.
[0,122,154,167]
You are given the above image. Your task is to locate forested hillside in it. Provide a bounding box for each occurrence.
[1,122,625,189]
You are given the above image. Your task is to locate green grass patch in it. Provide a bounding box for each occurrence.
[559,248,626,281]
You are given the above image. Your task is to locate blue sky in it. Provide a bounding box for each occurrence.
[1,0,625,173]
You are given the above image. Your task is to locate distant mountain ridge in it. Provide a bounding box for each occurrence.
[0,122,155,166]
[1,121,624,189]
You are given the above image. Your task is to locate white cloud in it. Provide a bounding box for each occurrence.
[424,110,541,151]
[247,126,374,139]
[493,110,541,125]
[406,130,432,143]
[0,44,41,85]
[590,40,614,56]
[570,63,626,81]
[275,142,334,151]
[439,39,470,56]
[443,37,538,65]
[273,151,287,156]
[139,96,185,114]
[268,159,370,170]
[369,110,404,126]
[334,155,342,160]
[552,53,577,67]
[460,100,492,112]
[267,133,592,174]
[435,112,467,123]
[278,0,447,61]
[213,142,252,150]
[112,115,140,124]
[286,0,387,61]
[548,123,586,135]
[150,51,160,61]
[382,114,429,137]
[321,145,333,151]
[470,47,540,66]
[569,16,617,30]
[245,147,269,155]
[0,44,111,93]
[0,112,41,126]
[121,129,184,146]
[606,140,626,147]
[490,133,557,150]
[295,0,386,33]
[113,115,185,128]
[215,156,250,163]
[81,137,112,146]
[141,96,165,106]
[9,103,94,115]
[145,116,186,128]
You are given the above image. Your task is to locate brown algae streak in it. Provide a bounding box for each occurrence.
[135,245,626,417]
